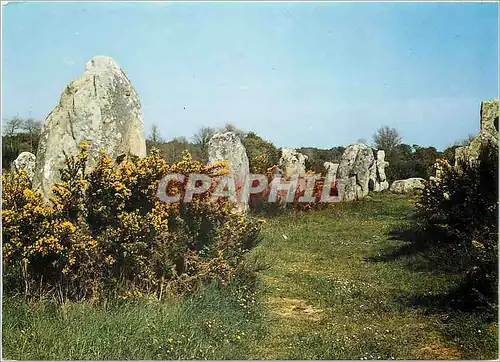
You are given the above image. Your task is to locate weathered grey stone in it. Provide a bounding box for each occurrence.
[376,150,389,183]
[454,146,468,167]
[480,99,499,136]
[390,177,426,194]
[369,149,390,192]
[455,99,498,169]
[337,143,375,201]
[13,152,36,181]
[208,132,249,213]
[432,160,445,180]
[368,149,389,192]
[368,157,379,192]
[279,148,308,179]
[33,56,146,199]
[323,162,339,178]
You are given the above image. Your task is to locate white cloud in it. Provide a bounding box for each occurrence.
[63,57,75,66]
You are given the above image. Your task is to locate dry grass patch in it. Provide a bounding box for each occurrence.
[269,297,324,322]
[418,342,462,360]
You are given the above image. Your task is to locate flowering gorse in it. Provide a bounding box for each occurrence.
[2,143,262,302]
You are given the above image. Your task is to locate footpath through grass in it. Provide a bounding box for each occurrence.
[3,193,498,359]
[255,193,497,359]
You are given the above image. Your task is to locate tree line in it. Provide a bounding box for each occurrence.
[145,122,470,181]
[2,116,42,168]
[2,116,472,182]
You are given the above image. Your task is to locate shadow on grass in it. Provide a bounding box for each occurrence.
[363,226,434,263]
[396,280,498,323]
[365,224,469,274]
[368,223,498,317]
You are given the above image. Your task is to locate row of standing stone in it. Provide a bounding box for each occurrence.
[11,55,498,209]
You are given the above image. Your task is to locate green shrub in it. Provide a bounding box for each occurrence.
[2,142,263,302]
[415,144,498,302]
[242,132,279,174]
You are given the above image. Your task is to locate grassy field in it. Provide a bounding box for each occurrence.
[2,193,497,359]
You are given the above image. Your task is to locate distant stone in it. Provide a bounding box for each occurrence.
[369,149,390,192]
[208,132,250,213]
[33,55,147,199]
[337,143,375,201]
[279,148,308,179]
[480,99,499,136]
[379,180,389,191]
[431,160,445,181]
[455,98,498,169]
[13,152,36,181]
[376,150,389,183]
[390,178,426,194]
[323,162,339,179]
[368,159,379,191]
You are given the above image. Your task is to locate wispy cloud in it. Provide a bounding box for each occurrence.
[63,57,75,66]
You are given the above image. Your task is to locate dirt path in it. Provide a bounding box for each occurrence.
[253,195,482,359]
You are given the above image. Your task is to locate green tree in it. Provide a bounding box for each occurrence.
[297,147,345,173]
[441,135,476,165]
[373,126,403,181]
[146,123,164,151]
[22,118,42,153]
[242,132,279,172]
[412,145,440,178]
[373,126,402,152]
[161,137,193,164]
[2,116,42,168]
[192,126,216,163]
[387,143,413,181]
[218,122,246,138]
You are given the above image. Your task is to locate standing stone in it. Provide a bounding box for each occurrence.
[376,150,389,191]
[13,152,36,181]
[432,160,445,180]
[33,56,147,199]
[323,162,339,179]
[368,160,380,192]
[336,143,375,201]
[208,132,250,213]
[455,99,499,169]
[369,149,389,192]
[480,99,499,136]
[278,148,308,179]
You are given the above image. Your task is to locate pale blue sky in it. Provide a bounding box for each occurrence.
[2,1,498,150]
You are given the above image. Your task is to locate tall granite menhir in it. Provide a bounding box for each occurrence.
[336,143,375,201]
[33,56,147,199]
[208,132,250,213]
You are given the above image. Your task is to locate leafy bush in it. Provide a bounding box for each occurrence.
[242,132,280,174]
[2,142,263,302]
[248,166,335,215]
[415,144,498,302]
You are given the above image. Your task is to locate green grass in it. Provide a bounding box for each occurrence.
[3,193,497,359]
[254,193,497,359]
[2,279,267,360]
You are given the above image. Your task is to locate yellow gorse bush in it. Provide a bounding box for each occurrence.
[2,143,261,302]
